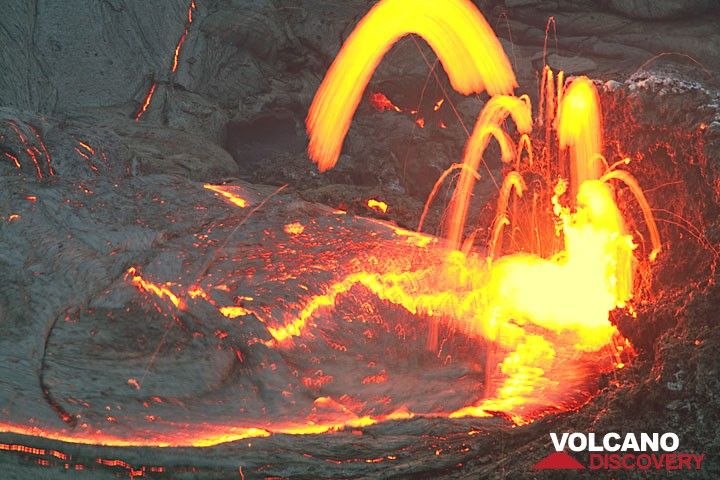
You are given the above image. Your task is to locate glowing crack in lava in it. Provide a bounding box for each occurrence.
[0,0,665,450]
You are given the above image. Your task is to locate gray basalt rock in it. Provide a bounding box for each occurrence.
[0,0,189,113]
[602,0,714,20]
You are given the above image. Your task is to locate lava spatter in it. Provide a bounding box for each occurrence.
[304,0,661,425]
[1,0,662,451]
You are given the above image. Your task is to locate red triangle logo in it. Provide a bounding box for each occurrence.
[533,451,585,470]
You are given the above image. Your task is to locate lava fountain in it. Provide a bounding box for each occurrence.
[306,0,517,172]
[306,0,662,422]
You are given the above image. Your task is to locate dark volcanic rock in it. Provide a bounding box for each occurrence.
[602,0,714,20]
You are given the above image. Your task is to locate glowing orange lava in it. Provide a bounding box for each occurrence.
[219,306,252,318]
[4,152,20,168]
[558,77,603,198]
[0,0,665,452]
[284,222,305,235]
[134,83,157,122]
[367,198,388,213]
[306,0,516,172]
[204,183,248,208]
[171,0,197,73]
[369,92,401,112]
[304,0,661,424]
[126,267,185,310]
[78,141,95,155]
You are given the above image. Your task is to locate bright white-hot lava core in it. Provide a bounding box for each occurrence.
[306,0,661,421]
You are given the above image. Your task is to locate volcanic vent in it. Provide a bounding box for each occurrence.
[0,0,719,478]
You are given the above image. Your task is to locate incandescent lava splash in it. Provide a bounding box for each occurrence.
[0,0,668,451]
[306,0,661,422]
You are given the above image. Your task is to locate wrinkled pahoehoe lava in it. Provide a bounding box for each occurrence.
[1,0,720,478]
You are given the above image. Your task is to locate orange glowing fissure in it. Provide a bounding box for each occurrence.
[133,0,196,121]
[171,0,197,73]
[125,267,185,310]
[134,82,157,122]
[203,183,248,208]
[128,268,255,322]
[0,441,171,477]
[1,0,665,450]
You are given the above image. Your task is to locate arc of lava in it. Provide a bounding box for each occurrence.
[516,133,533,169]
[418,163,481,234]
[445,95,533,248]
[487,171,526,259]
[557,77,603,198]
[306,0,517,172]
[600,170,662,261]
[418,117,520,235]
[459,171,527,257]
